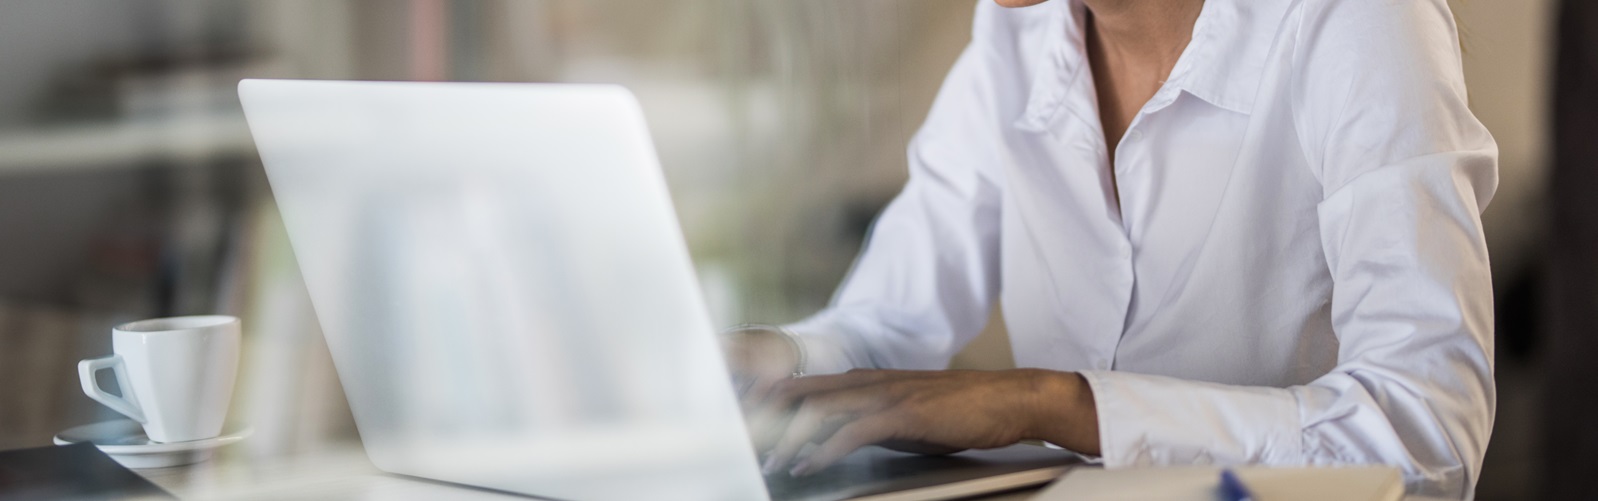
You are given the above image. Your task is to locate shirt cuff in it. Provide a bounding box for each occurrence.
[1078,370,1303,468]
[781,314,870,375]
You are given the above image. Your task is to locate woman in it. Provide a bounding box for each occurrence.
[728,0,1495,498]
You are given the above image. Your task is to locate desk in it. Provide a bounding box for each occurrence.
[133,445,1043,500]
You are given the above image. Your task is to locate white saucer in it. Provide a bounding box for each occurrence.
[53,419,252,469]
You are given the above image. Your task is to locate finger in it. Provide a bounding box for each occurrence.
[751,399,855,453]
[761,390,880,474]
[761,402,827,475]
[791,415,900,477]
[741,376,776,403]
[746,399,800,451]
[747,371,908,448]
[733,375,755,397]
[744,376,848,440]
[745,378,807,447]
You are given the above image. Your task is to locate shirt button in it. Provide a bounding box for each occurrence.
[1127,129,1143,141]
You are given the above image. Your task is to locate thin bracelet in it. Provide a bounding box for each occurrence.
[725,323,807,378]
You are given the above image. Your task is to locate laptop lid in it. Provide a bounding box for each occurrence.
[239,79,769,501]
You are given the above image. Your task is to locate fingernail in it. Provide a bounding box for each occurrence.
[762,455,779,475]
[789,460,811,477]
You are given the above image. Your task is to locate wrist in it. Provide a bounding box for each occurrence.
[1017,370,1100,455]
[724,324,806,378]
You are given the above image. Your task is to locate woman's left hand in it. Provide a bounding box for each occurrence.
[745,368,1099,477]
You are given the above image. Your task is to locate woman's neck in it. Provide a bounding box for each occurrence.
[1081,0,1204,67]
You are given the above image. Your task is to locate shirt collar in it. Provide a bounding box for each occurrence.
[1017,0,1290,132]
[1164,0,1293,114]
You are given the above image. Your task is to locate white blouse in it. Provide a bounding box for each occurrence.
[785,0,1497,497]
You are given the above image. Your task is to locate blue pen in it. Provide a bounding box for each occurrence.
[1219,468,1256,501]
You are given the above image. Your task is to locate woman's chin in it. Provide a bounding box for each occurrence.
[992,0,1053,7]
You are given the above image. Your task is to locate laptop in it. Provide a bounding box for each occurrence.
[238,79,1079,501]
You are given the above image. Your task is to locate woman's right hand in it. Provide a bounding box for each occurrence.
[722,326,802,403]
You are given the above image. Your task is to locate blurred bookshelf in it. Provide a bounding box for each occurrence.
[0,0,980,460]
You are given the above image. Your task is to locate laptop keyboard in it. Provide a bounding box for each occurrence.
[761,445,1080,501]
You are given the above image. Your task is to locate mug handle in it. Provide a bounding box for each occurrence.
[78,355,147,423]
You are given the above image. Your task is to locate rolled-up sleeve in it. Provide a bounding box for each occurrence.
[1080,150,1495,497]
[1080,0,1497,498]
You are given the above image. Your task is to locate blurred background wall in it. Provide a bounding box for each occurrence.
[0,1,1567,498]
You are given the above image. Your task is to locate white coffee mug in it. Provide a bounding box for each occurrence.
[78,315,241,443]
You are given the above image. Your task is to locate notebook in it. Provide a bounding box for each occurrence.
[1036,465,1403,501]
